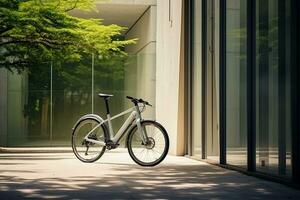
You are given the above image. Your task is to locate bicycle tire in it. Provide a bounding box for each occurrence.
[127,120,169,167]
[72,118,107,163]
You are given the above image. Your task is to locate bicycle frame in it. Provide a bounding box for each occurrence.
[84,105,148,146]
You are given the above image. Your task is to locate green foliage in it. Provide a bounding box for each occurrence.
[0,0,135,71]
[0,0,136,124]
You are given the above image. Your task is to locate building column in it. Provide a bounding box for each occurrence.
[156,0,184,155]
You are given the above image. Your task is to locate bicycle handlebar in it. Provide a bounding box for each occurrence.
[126,96,152,106]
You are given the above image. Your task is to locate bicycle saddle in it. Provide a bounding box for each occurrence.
[98,93,114,98]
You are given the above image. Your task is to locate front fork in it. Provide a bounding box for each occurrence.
[136,118,149,144]
[135,107,149,144]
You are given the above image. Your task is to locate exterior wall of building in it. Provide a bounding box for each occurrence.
[156,0,184,155]
[184,0,298,183]
[125,6,157,119]
[125,0,186,155]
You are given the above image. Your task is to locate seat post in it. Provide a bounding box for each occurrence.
[104,98,110,115]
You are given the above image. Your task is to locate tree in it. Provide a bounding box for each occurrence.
[0,0,135,71]
[0,0,136,140]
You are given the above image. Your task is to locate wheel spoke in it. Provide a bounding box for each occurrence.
[72,119,106,162]
[139,148,146,157]
[128,121,169,166]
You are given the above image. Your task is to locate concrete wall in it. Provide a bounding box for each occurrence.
[156,0,184,155]
[125,6,156,119]
[125,1,185,155]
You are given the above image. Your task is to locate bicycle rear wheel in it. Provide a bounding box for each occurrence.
[127,120,169,166]
[72,118,106,163]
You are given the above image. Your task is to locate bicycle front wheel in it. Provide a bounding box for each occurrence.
[72,118,106,163]
[127,120,169,166]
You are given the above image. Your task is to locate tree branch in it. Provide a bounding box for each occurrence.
[0,36,75,49]
[65,0,79,12]
[0,60,30,66]
[0,39,61,49]
[0,26,13,35]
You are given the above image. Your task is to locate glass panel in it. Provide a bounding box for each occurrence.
[7,64,52,146]
[0,69,8,146]
[191,0,202,157]
[255,0,291,177]
[206,0,220,162]
[226,0,248,167]
[52,56,92,146]
[94,53,125,134]
[7,70,30,146]
[26,64,52,146]
[2,52,149,147]
[133,43,156,119]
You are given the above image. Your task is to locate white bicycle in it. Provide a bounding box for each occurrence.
[71,93,169,166]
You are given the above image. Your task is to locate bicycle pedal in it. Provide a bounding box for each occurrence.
[106,143,119,150]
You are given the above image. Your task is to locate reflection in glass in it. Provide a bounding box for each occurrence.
[4,50,136,146]
[206,0,220,162]
[255,0,291,177]
[52,54,93,146]
[226,0,248,167]
[7,70,35,146]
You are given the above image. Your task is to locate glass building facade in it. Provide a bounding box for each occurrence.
[254,0,292,177]
[1,0,299,186]
[0,3,156,148]
[0,55,128,146]
[186,0,300,183]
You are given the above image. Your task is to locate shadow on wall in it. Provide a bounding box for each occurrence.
[1,154,300,199]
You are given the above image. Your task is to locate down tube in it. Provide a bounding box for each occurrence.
[112,111,137,143]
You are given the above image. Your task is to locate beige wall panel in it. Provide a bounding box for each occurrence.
[156,0,183,155]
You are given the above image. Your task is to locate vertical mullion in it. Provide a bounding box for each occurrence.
[184,0,192,156]
[50,61,53,144]
[188,0,192,156]
[258,0,270,171]
[291,0,300,184]
[202,0,207,159]
[211,0,216,159]
[92,53,94,114]
[247,0,256,172]
[278,0,286,176]
[219,0,226,165]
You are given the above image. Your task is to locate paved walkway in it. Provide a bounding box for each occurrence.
[1,149,300,200]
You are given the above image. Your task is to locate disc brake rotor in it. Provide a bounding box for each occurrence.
[145,137,155,149]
